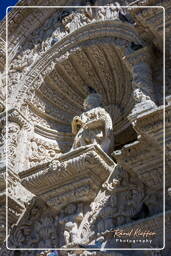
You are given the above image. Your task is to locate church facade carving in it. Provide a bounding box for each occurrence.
[0,0,170,256]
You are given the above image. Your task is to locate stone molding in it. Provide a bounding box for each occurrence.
[20,145,115,210]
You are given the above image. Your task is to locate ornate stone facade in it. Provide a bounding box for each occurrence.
[0,0,170,256]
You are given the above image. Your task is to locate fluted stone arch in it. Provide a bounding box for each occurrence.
[9,20,154,143]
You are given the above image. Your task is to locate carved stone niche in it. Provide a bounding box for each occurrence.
[19,145,115,211]
[125,47,157,122]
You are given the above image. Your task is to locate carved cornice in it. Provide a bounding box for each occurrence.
[112,136,163,189]
[19,145,115,210]
[132,104,166,147]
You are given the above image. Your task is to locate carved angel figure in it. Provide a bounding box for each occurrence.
[71,93,113,154]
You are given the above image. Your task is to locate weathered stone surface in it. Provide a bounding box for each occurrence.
[0,0,169,254]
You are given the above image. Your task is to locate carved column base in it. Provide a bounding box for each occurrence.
[20,145,115,211]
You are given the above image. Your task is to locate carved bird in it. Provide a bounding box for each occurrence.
[130,42,143,51]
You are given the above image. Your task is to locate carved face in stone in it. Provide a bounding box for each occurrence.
[133,88,143,102]
[83,93,102,111]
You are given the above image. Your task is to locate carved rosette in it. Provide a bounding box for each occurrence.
[20,145,115,211]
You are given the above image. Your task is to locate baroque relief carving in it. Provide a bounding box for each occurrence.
[29,137,61,167]
[8,198,59,249]
[71,92,113,154]
[1,1,167,254]
[20,145,115,211]
[78,167,146,244]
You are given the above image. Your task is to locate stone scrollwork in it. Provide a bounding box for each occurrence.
[77,165,124,244]
[20,144,114,212]
[61,9,92,33]
[102,164,124,191]
[8,3,134,98]
[4,109,32,172]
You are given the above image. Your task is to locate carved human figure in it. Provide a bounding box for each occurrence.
[59,203,84,246]
[71,93,113,154]
[133,88,151,103]
[106,3,119,20]
[63,221,79,245]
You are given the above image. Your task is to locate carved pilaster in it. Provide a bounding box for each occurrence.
[6,108,33,173]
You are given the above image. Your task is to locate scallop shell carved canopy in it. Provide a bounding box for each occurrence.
[11,21,140,152]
